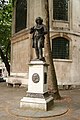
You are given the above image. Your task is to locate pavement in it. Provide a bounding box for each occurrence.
[0,82,80,120]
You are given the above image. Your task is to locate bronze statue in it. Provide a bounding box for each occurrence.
[30,17,47,60]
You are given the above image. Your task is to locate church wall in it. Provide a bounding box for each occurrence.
[10,29,31,85]
[72,0,80,32]
[10,0,80,86]
[50,32,80,85]
[48,0,80,85]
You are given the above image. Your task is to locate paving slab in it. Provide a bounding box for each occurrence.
[8,102,68,118]
[0,82,80,120]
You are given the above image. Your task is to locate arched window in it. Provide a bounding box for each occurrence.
[52,37,69,59]
[53,0,68,21]
[15,0,27,33]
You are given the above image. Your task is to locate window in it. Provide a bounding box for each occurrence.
[52,37,69,59]
[53,0,68,21]
[15,0,27,33]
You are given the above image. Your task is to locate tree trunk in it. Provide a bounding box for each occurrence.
[44,0,61,100]
[0,48,10,76]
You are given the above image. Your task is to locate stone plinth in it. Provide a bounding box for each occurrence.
[20,60,54,111]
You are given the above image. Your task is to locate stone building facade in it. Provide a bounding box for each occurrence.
[10,0,80,86]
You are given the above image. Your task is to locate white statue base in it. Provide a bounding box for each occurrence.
[20,60,53,111]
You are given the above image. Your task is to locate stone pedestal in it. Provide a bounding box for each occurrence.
[20,60,53,111]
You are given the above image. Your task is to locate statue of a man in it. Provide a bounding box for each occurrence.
[30,17,47,60]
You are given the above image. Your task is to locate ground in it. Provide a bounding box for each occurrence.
[0,82,80,120]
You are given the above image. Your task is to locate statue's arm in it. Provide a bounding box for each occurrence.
[30,27,34,34]
[43,25,48,35]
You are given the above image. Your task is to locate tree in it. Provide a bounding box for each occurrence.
[0,0,12,75]
[44,0,61,99]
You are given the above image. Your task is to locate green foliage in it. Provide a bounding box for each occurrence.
[0,0,12,60]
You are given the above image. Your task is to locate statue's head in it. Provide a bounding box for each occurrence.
[35,17,43,24]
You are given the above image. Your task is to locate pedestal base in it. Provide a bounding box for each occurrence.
[20,95,53,111]
[20,60,54,111]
